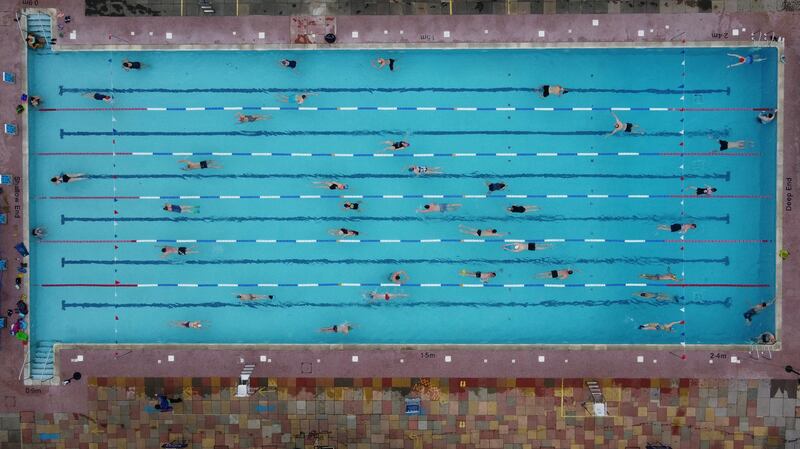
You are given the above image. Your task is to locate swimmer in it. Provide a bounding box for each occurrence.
[486,182,507,193]
[459,225,505,237]
[632,292,676,301]
[320,323,353,334]
[608,112,643,136]
[744,300,774,324]
[82,92,113,102]
[160,246,198,258]
[373,57,396,71]
[26,33,45,49]
[280,59,297,69]
[754,332,776,345]
[408,165,441,175]
[366,291,409,301]
[639,272,681,282]
[718,140,751,151]
[50,173,86,184]
[459,270,497,283]
[388,271,409,284]
[418,203,462,213]
[236,294,274,300]
[329,228,359,237]
[758,111,776,124]
[174,321,203,329]
[507,205,539,213]
[539,84,568,98]
[31,227,47,239]
[727,53,766,68]
[162,203,199,214]
[343,201,361,211]
[315,181,348,190]
[276,92,316,104]
[178,160,222,170]
[536,269,573,280]
[237,113,270,123]
[638,320,685,332]
[121,59,143,70]
[384,140,410,151]
[29,96,41,108]
[685,186,717,196]
[657,223,697,234]
[503,242,550,252]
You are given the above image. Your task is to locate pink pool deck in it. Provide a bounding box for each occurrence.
[0,1,798,414]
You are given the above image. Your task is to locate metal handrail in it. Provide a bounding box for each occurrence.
[17,348,29,381]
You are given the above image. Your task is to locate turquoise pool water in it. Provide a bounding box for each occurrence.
[28,47,778,345]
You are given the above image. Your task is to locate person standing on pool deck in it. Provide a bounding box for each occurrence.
[50,173,86,184]
[459,270,497,283]
[178,160,222,170]
[82,92,112,102]
[608,112,642,136]
[486,182,507,194]
[163,203,199,214]
[280,59,297,69]
[726,53,766,68]
[160,246,198,258]
[503,242,550,252]
[539,85,568,98]
[385,140,410,151]
[507,205,539,213]
[685,185,717,196]
[389,271,409,284]
[121,59,143,70]
[373,57,396,71]
[657,223,697,234]
[418,203,462,213]
[718,139,751,151]
[320,323,353,333]
[638,320,685,332]
[536,269,573,280]
[744,300,774,324]
[315,181,348,190]
[459,226,505,237]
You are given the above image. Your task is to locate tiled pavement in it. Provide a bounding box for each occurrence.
[0,377,798,448]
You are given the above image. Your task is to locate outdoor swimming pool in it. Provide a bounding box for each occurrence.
[27,47,778,345]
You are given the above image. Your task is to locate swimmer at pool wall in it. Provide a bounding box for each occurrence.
[121,59,144,70]
[535,268,574,280]
[28,95,41,108]
[755,332,776,345]
[758,111,777,124]
[32,227,46,239]
[539,84,568,98]
[608,112,643,136]
[657,223,697,234]
[638,320,685,332]
[178,159,222,170]
[459,270,497,283]
[418,203,462,214]
[459,225,505,237]
[50,173,86,184]
[744,299,775,324]
[160,246,198,258]
[718,139,751,151]
[320,323,354,334]
[727,53,766,68]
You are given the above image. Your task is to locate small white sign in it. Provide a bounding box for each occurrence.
[352,31,359,38]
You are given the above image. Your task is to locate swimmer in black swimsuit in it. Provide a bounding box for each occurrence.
[536,269,573,280]
[459,270,496,283]
[459,225,505,237]
[122,59,143,70]
[329,228,359,237]
[503,242,551,252]
[507,205,539,214]
[82,92,113,102]
[408,165,441,175]
[373,57,396,71]
[280,59,297,69]
[320,323,353,333]
[657,223,696,234]
[163,203,199,214]
[50,173,86,184]
[388,271,409,284]
[237,113,269,123]
[315,181,348,190]
[343,201,361,211]
[539,84,568,98]
[754,332,776,344]
[160,246,198,258]
[718,139,749,151]
[608,112,642,136]
[384,140,410,151]
[487,182,507,193]
[178,160,222,170]
[685,185,717,196]
[743,300,774,324]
